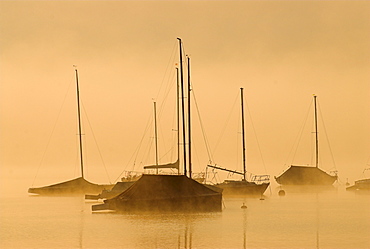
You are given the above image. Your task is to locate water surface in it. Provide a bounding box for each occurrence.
[0,186,369,248]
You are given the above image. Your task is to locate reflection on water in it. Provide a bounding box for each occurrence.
[316,195,320,249]
[243,207,247,249]
[183,217,192,249]
[78,198,84,249]
[275,185,338,194]
[0,186,369,248]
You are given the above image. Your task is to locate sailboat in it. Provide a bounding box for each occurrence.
[346,178,370,191]
[346,165,370,191]
[92,38,222,212]
[275,95,338,185]
[28,68,113,195]
[207,88,270,196]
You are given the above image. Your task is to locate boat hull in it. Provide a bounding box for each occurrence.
[214,181,269,196]
[275,165,337,185]
[28,177,113,196]
[346,178,370,191]
[92,174,222,212]
[95,194,222,212]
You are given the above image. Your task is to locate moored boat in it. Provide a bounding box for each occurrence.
[28,68,113,196]
[347,166,370,191]
[93,38,222,212]
[29,177,112,196]
[275,165,337,185]
[275,95,338,185]
[208,88,270,196]
[346,178,370,191]
[92,174,222,212]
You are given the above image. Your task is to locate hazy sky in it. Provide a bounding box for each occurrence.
[1,1,369,188]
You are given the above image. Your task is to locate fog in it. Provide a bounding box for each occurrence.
[1,1,369,195]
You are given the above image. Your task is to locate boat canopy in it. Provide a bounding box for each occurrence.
[93,174,222,212]
[28,177,113,195]
[144,159,179,169]
[275,165,337,185]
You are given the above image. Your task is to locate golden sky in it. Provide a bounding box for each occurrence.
[1,1,369,187]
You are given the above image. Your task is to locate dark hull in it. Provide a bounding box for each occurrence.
[92,175,222,213]
[275,165,337,185]
[214,181,269,196]
[346,178,370,191]
[94,194,222,212]
[28,177,113,196]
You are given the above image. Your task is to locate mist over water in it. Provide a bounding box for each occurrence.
[1,1,370,248]
[1,173,369,249]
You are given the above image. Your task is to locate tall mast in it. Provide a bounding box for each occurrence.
[154,101,159,174]
[187,56,192,179]
[176,67,180,174]
[177,38,187,176]
[240,88,246,181]
[74,68,84,179]
[314,95,319,168]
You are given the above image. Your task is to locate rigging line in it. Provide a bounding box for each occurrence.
[81,102,112,184]
[157,99,178,163]
[159,147,175,161]
[317,101,337,170]
[114,114,152,182]
[150,65,177,164]
[236,110,241,172]
[32,76,74,186]
[292,100,313,164]
[212,93,239,159]
[149,101,176,166]
[363,165,370,175]
[191,130,210,173]
[156,72,175,120]
[74,131,81,176]
[117,107,153,178]
[155,41,178,102]
[158,71,177,121]
[138,110,156,166]
[244,95,268,173]
[155,64,177,159]
[310,121,315,167]
[74,107,83,177]
[156,88,178,163]
[143,134,155,165]
[284,100,313,167]
[169,88,178,161]
[113,141,143,182]
[191,86,213,163]
[79,120,88,177]
[363,156,370,174]
[157,69,177,116]
[356,157,370,178]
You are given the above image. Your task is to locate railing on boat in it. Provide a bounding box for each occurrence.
[329,170,338,176]
[251,174,270,184]
[355,178,370,185]
[121,171,142,182]
[207,164,270,184]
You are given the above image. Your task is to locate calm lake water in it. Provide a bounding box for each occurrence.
[0,185,369,249]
